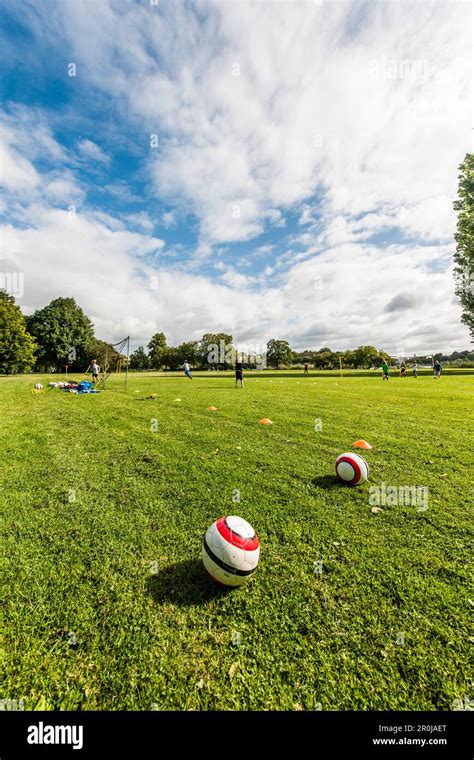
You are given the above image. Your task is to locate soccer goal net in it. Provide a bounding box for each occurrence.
[97,336,130,390]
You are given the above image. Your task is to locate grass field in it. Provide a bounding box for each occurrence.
[1,371,472,711]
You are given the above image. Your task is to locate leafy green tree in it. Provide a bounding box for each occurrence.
[266,338,292,369]
[0,291,36,374]
[147,332,167,369]
[313,350,337,369]
[26,297,94,371]
[291,351,307,365]
[342,350,356,368]
[129,346,149,371]
[199,333,234,368]
[161,346,180,370]
[351,345,380,368]
[453,153,474,338]
[176,341,200,366]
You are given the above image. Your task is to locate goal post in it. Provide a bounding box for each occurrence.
[99,336,130,390]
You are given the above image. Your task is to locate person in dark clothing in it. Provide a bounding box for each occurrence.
[235,360,244,388]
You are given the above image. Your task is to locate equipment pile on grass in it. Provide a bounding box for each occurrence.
[45,380,100,394]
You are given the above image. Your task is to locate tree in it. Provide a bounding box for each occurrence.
[147,332,167,369]
[266,339,292,369]
[26,297,94,371]
[129,346,149,371]
[377,349,390,365]
[313,350,337,369]
[453,153,474,339]
[0,291,36,374]
[161,346,180,370]
[199,333,234,368]
[352,345,380,368]
[342,350,356,368]
[176,341,200,366]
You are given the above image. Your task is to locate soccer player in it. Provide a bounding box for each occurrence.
[412,361,418,377]
[91,359,100,384]
[400,362,406,378]
[381,360,390,381]
[235,358,244,388]
[304,362,309,374]
[433,360,442,379]
[183,359,193,379]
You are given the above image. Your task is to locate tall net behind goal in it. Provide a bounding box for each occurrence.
[98,336,130,390]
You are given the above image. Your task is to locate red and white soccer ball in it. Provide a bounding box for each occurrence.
[335,452,369,486]
[202,516,260,587]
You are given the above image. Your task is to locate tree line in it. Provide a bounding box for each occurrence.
[1,291,473,375]
[130,338,393,371]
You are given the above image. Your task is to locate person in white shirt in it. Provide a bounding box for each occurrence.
[91,359,100,384]
[183,360,192,379]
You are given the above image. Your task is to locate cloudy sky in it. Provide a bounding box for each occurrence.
[0,0,471,354]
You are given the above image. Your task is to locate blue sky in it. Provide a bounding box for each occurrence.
[0,0,471,353]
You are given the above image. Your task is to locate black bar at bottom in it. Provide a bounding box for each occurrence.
[0,711,472,758]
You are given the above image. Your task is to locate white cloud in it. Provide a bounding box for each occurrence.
[1,105,68,164]
[76,138,111,165]
[101,181,141,203]
[0,109,84,203]
[161,211,176,228]
[0,129,40,190]
[44,171,85,205]
[125,211,155,233]
[254,245,275,256]
[220,268,256,289]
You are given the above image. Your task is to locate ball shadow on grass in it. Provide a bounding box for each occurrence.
[311,474,348,489]
[146,559,231,607]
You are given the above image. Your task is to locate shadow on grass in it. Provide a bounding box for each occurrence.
[311,475,348,490]
[146,559,231,607]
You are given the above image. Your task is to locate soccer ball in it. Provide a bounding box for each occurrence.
[34,383,43,390]
[335,452,369,485]
[202,516,260,587]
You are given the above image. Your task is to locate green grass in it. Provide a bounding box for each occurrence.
[1,371,472,711]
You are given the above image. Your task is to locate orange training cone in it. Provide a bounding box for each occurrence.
[259,418,273,425]
[207,405,218,411]
[353,439,372,449]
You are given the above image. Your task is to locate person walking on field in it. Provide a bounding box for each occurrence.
[412,361,418,377]
[433,360,442,379]
[235,359,244,388]
[400,362,406,378]
[381,360,390,381]
[183,360,193,380]
[91,359,100,384]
